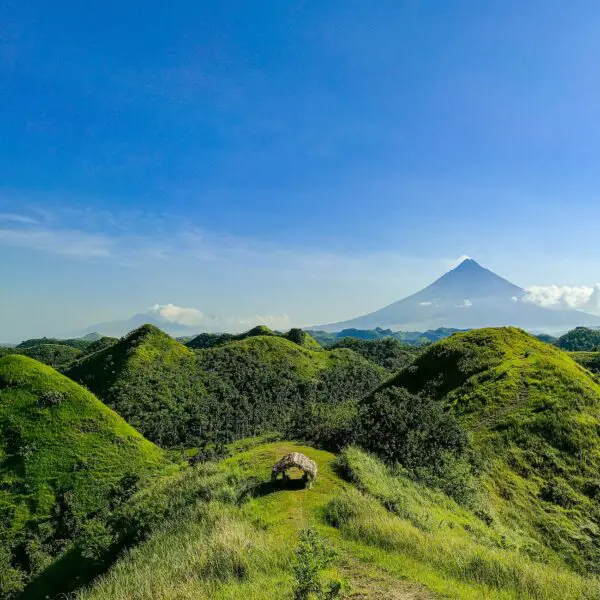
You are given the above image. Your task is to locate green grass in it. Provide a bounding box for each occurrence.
[379,327,600,573]
[79,441,600,600]
[0,354,169,597]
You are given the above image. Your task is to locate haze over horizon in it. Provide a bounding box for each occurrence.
[2,2,600,339]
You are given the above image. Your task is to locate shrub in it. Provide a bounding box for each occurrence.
[293,528,342,600]
[37,390,65,407]
[356,387,474,502]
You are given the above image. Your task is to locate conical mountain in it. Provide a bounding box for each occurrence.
[317,259,600,332]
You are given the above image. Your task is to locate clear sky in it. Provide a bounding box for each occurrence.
[1,1,600,340]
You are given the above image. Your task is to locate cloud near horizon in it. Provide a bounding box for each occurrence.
[149,303,206,326]
[147,303,292,332]
[524,284,600,315]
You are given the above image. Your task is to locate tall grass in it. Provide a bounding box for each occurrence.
[325,488,600,600]
[79,502,286,600]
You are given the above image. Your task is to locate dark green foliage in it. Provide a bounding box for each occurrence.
[357,387,473,502]
[293,529,340,600]
[0,336,118,370]
[186,326,321,351]
[196,337,384,443]
[358,387,467,469]
[286,400,359,452]
[186,326,275,349]
[67,325,385,449]
[5,344,83,369]
[308,327,464,348]
[570,351,600,375]
[16,337,92,351]
[557,327,600,351]
[330,337,421,371]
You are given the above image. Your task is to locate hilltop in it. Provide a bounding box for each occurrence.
[0,355,167,598]
[66,325,385,448]
[378,327,600,572]
[187,326,322,351]
[79,441,600,600]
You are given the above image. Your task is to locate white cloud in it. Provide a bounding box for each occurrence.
[523,284,600,314]
[149,303,206,326]
[419,301,432,306]
[459,299,473,308]
[146,303,292,332]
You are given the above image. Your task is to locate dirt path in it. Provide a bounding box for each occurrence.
[229,442,437,600]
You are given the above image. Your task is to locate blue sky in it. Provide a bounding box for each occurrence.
[1,1,600,339]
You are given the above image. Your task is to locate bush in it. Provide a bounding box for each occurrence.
[37,390,65,407]
[293,528,342,600]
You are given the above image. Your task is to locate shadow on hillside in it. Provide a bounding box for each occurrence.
[252,477,308,498]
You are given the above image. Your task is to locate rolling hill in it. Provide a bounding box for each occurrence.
[376,327,600,573]
[317,259,600,332]
[0,355,167,598]
[66,325,385,448]
[0,336,118,370]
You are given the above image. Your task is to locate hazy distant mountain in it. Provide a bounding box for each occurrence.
[82,312,205,338]
[316,259,600,333]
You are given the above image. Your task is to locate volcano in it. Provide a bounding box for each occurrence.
[316,259,600,333]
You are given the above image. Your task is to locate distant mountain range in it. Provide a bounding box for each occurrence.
[315,259,600,333]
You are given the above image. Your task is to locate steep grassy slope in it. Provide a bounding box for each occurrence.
[0,355,167,598]
[80,441,600,600]
[66,325,207,446]
[379,327,600,573]
[66,326,385,448]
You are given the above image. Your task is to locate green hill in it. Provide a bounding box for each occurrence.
[378,327,600,573]
[186,326,322,351]
[79,440,600,600]
[65,325,205,447]
[557,326,600,351]
[0,355,167,598]
[66,326,385,448]
[0,336,118,370]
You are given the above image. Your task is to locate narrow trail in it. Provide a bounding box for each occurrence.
[227,442,437,600]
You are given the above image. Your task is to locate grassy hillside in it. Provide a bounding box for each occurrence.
[379,327,600,573]
[0,355,167,598]
[66,325,206,447]
[79,441,600,600]
[66,325,385,448]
